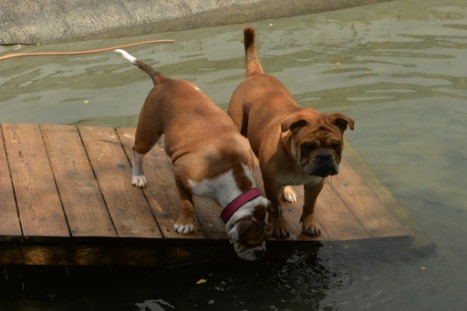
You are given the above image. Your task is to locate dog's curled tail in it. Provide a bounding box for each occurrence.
[114,49,160,84]
[244,28,264,77]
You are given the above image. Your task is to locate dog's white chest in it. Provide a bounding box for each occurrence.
[188,165,254,208]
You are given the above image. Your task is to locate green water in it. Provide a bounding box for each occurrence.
[1,0,467,310]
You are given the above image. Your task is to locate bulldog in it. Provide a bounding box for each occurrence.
[115,49,270,260]
[227,28,354,239]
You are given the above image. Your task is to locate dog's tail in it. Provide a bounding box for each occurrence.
[114,49,160,84]
[244,27,264,77]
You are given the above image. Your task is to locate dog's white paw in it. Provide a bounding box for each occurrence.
[174,223,194,235]
[281,186,298,204]
[131,175,147,188]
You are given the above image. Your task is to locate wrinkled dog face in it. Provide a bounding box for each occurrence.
[298,136,341,177]
[282,112,354,178]
[227,200,269,261]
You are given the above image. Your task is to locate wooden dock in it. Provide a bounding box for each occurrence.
[0,123,432,266]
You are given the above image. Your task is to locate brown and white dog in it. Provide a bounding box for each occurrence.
[227,28,354,239]
[115,49,270,260]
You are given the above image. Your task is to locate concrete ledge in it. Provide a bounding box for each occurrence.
[1,0,391,45]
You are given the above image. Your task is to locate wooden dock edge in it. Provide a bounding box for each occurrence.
[0,236,416,267]
[342,144,435,256]
[0,240,233,267]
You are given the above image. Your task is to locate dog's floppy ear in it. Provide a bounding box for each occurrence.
[281,114,309,133]
[228,219,252,244]
[329,113,354,132]
[253,205,267,222]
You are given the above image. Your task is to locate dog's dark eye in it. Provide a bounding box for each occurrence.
[301,142,317,154]
[331,142,341,151]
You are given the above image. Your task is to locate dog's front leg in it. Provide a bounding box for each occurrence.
[280,185,298,204]
[131,124,161,188]
[300,180,325,236]
[263,178,290,239]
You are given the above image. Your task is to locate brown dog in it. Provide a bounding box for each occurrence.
[115,49,270,260]
[227,28,354,239]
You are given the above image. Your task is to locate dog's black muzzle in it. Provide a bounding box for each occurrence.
[306,150,339,177]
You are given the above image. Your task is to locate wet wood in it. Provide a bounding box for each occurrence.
[0,123,432,266]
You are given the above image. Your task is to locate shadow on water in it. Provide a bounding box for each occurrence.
[0,242,430,311]
[0,246,346,310]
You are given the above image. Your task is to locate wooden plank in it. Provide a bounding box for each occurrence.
[0,126,22,240]
[333,158,408,238]
[318,179,369,240]
[287,182,371,241]
[252,157,407,242]
[252,164,368,241]
[41,125,116,238]
[79,126,161,238]
[1,124,69,238]
[278,159,410,242]
[193,197,227,239]
[343,145,432,252]
[116,128,206,239]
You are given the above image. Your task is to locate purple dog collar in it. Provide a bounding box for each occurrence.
[220,188,262,224]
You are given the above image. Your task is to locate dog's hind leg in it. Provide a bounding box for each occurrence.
[131,112,162,188]
[131,150,148,187]
[173,176,196,235]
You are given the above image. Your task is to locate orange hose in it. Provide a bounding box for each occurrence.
[0,39,175,61]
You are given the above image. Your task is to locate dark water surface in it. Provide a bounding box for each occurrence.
[1,0,467,310]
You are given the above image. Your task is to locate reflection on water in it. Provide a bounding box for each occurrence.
[1,0,467,310]
[135,299,175,311]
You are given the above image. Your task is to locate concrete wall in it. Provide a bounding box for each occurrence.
[0,0,392,45]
